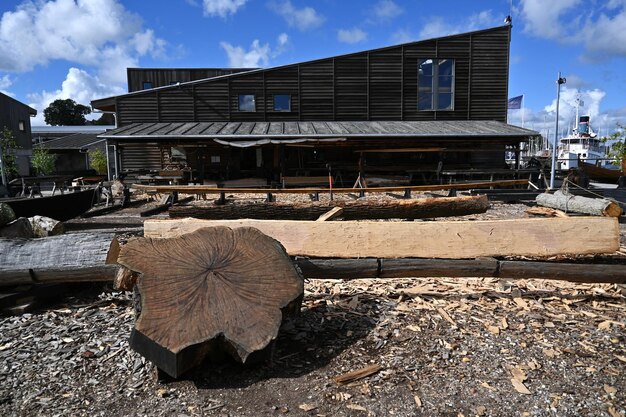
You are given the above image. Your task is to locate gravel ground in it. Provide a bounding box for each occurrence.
[1,198,625,417]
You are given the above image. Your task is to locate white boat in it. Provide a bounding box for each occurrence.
[556,96,607,170]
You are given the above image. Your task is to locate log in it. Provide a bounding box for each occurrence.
[0,233,120,286]
[117,226,304,378]
[30,215,64,237]
[144,217,620,259]
[536,190,623,217]
[0,217,34,238]
[294,257,626,284]
[169,195,491,220]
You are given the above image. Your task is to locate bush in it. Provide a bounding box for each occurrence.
[89,149,108,174]
[31,147,57,176]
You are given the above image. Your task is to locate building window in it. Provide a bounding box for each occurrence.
[273,94,291,112]
[238,94,256,112]
[142,81,153,90]
[210,155,220,163]
[18,120,25,131]
[418,59,454,111]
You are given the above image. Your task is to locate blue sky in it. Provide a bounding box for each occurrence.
[1,0,625,138]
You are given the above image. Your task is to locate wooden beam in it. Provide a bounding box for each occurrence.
[132,179,529,195]
[295,257,626,284]
[355,147,446,153]
[316,207,343,221]
[144,217,620,259]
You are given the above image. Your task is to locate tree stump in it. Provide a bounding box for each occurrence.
[117,226,304,378]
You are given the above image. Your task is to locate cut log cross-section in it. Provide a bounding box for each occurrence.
[168,195,490,220]
[117,226,304,378]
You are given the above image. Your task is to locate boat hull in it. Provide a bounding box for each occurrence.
[2,188,97,221]
[579,161,623,183]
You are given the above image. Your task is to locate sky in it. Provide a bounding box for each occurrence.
[1,0,625,139]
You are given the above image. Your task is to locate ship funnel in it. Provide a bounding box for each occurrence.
[578,116,590,136]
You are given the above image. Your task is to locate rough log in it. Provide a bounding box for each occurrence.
[117,226,304,378]
[30,215,64,237]
[169,195,490,220]
[0,233,120,286]
[536,190,623,217]
[295,257,626,284]
[144,217,620,259]
[0,217,34,238]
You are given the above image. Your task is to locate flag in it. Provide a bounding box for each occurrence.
[508,95,523,109]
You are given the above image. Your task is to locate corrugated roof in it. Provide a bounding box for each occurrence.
[99,120,540,140]
[39,133,106,150]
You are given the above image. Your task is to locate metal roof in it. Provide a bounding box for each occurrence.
[39,133,106,150]
[99,120,540,141]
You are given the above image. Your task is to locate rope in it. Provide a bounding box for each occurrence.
[563,178,606,199]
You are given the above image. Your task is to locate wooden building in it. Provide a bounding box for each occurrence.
[93,25,540,185]
[0,92,37,178]
[127,68,255,92]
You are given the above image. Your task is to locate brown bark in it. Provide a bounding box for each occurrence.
[169,195,490,220]
[117,226,304,378]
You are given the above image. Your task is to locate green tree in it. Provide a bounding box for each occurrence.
[31,147,57,176]
[0,126,20,180]
[43,98,91,125]
[601,123,626,171]
[89,149,108,174]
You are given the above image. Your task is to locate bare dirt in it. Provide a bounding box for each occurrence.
[1,196,625,417]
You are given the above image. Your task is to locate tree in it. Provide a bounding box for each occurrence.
[89,149,108,174]
[31,147,56,176]
[601,123,626,171]
[43,99,91,126]
[0,126,20,182]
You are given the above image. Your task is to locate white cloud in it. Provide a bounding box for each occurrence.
[337,28,367,44]
[0,0,165,77]
[220,40,271,67]
[518,0,626,60]
[220,33,290,67]
[371,0,403,22]
[419,10,495,39]
[269,0,325,31]
[518,0,581,39]
[0,74,12,95]
[201,0,248,18]
[27,67,125,126]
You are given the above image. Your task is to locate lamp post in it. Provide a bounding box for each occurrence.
[550,72,566,189]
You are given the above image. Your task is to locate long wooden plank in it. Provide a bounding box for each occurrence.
[144,217,619,259]
[132,179,529,195]
[294,258,626,284]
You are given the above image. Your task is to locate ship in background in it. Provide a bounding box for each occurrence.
[556,114,607,170]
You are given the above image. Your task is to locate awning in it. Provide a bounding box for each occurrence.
[213,137,346,148]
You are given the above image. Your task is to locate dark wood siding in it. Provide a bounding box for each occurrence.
[127,68,254,92]
[112,26,511,125]
[469,29,510,121]
[0,93,34,150]
[300,61,334,120]
[334,55,368,120]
